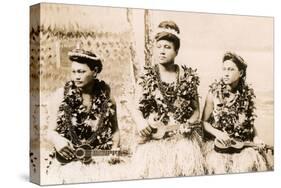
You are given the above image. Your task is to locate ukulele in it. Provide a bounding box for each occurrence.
[56,99,127,165]
[214,138,274,154]
[150,121,202,140]
[56,144,128,165]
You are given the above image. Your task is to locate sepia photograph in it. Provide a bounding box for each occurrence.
[30,3,274,185]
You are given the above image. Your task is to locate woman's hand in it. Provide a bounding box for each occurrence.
[253,136,266,152]
[139,125,153,137]
[138,113,158,137]
[253,136,265,145]
[215,130,231,146]
[57,146,75,161]
[54,136,75,160]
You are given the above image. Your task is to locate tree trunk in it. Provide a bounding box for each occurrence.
[144,9,153,67]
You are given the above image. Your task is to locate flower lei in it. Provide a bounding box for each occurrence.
[56,80,116,149]
[209,79,256,141]
[138,65,200,125]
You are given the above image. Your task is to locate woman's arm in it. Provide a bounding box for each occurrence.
[202,92,230,143]
[131,82,152,136]
[252,120,265,145]
[47,88,72,149]
[188,95,200,124]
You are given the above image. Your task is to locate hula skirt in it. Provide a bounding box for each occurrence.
[41,149,132,185]
[130,131,205,179]
[203,141,272,174]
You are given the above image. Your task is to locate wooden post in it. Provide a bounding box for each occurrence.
[144,9,153,67]
[126,8,138,85]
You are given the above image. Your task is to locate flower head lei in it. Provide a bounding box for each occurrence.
[138,65,199,125]
[56,80,116,149]
[209,79,257,141]
[154,27,180,39]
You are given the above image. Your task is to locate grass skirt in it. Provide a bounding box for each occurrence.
[130,131,205,179]
[203,141,271,175]
[41,149,133,185]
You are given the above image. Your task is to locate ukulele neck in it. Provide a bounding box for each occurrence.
[91,150,120,156]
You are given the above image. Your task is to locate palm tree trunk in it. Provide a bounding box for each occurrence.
[144,9,153,67]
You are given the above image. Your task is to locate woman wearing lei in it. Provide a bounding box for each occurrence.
[46,48,123,183]
[202,52,271,174]
[46,49,127,183]
[131,21,205,178]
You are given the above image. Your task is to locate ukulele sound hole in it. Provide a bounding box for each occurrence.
[76,148,85,159]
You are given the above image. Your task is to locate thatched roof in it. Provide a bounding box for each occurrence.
[30,3,130,33]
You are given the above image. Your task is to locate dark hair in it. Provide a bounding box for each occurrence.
[155,21,180,52]
[69,49,103,73]
[223,52,247,90]
[71,57,102,73]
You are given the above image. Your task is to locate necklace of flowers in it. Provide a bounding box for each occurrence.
[138,65,200,125]
[57,81,115,146]
[154,64,180,112]
[211,79,256,141]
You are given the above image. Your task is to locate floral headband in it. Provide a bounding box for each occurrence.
[68,48,103,73]
[154,27,180,39]
[68,48,101,61]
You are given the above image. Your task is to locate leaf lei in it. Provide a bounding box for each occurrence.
[209,79,256,141]
[56,80,116,149]
[138,65,200,125]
